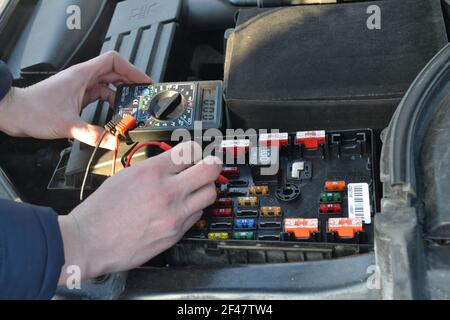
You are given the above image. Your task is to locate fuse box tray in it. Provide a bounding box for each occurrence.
[171,129,379,265]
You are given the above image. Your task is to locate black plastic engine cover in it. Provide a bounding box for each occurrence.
[224,0,447,131]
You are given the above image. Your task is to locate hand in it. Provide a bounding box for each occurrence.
[57,142,222,284]
[0,51,151,150]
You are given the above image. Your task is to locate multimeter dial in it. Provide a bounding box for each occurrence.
[115,81,223,136]
[149,90,186,120]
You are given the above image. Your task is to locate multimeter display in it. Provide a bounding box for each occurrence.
[114,81,223,135]
[201,88,217,122]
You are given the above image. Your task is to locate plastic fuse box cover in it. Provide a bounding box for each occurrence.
[177,129,379,265]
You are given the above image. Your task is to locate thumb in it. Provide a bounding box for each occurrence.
[69,120,116,150]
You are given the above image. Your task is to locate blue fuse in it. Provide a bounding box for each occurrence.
[235,218,256,229]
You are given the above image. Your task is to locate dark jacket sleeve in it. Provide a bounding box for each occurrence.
[0,199,65,300]
[0,62,65,299]
[0,63,65,300]
[0,60,12,102]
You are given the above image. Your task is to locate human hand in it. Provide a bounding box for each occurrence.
[57,141,222,284]
[0,51,151,149]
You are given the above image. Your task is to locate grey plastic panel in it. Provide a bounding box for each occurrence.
[20,0,113,73]
[0,167,21,202]
[103,0,181,81]
[65,0,181,180]
[105,22,177,81]
[121,254,380,300]
[106,0,180,35]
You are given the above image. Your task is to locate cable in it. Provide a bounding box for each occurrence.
[80,130,107,201]
[125,142,172,168]
[111,135,120,176]
[80,115,137,201]
[125,141,229,185]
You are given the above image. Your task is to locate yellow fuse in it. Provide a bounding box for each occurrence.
[260,206,282,217]
[237,196,259,206]
[208,232,229,240]
[249,185,270,195]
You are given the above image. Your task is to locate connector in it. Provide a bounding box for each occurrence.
[319,203,342,214]
[295,130,326,149]
[221,167,240,177]
[258,234,280,241]
[259,132,289,147]
[227,180,248,188]
[284,218,319,239]
[232,231,254,240]
[234,218,256,229]
[249,185,269,195]
[236,209,258,217]
[237,197,259,206]
[220,139,251,157]
[105,114,137,137]
[327,218,363,238]
[194,219,207,230]
[324,181,346,191]
[211,208,233,218]
[259,221,282,229]
[214,198,233,207]
[260,206,282,217]
[208,232,229,240]
[210,222,233,229]
[320,192,342,203]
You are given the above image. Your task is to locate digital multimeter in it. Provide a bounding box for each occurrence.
[114,81,223,139]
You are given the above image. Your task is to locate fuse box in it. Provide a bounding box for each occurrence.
[172,129,379,266]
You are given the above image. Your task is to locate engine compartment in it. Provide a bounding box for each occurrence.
[1,0,450,299]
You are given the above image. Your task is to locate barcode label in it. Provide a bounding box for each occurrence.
[347,183,371,224]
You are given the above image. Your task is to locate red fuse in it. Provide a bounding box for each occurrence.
[221,167,240,177]
[259,133,289,148]
[320,203,342,214]
[324,181,346,191]
[220,139,251,157]
[328,218,363,238]
[212,208,233,218]
[295,131,326,149]
[214,198,233,207]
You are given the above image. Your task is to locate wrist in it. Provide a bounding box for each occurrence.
[57,214,93,286]
[0,87,26,137]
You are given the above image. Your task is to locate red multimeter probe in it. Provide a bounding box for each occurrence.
[124,140,229,185]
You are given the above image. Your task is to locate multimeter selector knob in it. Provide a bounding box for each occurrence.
[150,90,186,120]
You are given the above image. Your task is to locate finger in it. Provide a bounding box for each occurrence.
[143,141,203,175]
[181,211,204,235]
[96,72,130,87]
[83,51,152,86]
[69,120,116,150]
[175,156,222,193]
[82,85,116,107]
[183,183,217,217]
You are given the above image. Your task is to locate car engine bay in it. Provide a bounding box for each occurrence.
[1,0,450,300]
